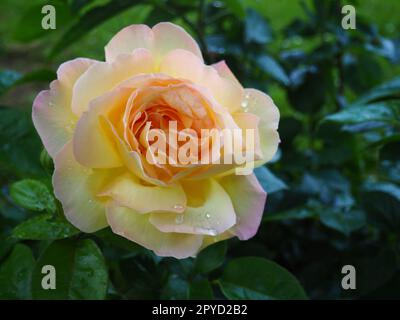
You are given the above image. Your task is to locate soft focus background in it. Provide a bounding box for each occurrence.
[1,0,400,300]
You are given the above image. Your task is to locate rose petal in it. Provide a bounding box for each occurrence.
[73,87,132,168]
[159,49,243,113]
[53,141,117,232]
[99,172,187,214]
[212,60,241,87]
[32,58,95,158]
[72,49,154,116]
[149,179,236,236]
[105,22,202,63]
[219,173,266,240]
[106,202,203,259]
[243,89,280,165]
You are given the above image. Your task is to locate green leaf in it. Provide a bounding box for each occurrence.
[94,227,144,256]
[254,166,288,194]
[255,55,290,86]
[10,179,56,213]
[0,244,35,299]
[0,107,43,177]
[15,69,56,85]
[323,102,397,130]
[161,274,188,299]
[223,0,246,19]
[319,209,366,236]
[0,70,22,96]
[12,213,80,240]
[219,257,307,299]
[0,69,55,96]
[263,207,316,222]
[194,241,227,274]
[353,76,400,105]
[244,9,272,44]
[0,234,18,261]
[189,279,214,299]
[31,239,108,299]
[49,0,138,58]
[362,182,400,232]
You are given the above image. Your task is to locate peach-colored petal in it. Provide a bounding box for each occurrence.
[159,49,243,113]
[200,231,234,250]
[232,112,263,160]
[73,87,131,168]
[32,58,96,158]
[106,202,203,258]
[105,22,202,64]
[243,89,280,165]
[219,173,266,240]
[53,141,117,232]
[212,60,242,87]
[149,179,236,236]
[72,49,154,116]
[99,172,187,214]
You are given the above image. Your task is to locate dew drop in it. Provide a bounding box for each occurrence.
[175,214,184,224]
[173,204,184,211]
[205,212,211,219]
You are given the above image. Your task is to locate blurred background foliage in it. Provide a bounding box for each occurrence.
[1,0,400,300]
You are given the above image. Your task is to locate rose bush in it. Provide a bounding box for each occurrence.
[32,22,280,258]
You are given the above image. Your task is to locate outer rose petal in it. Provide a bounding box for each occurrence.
[73,87,132,168]
[201,231,234,250]
[105,22,203,64]
[72,49,154,116]
[106,202,203,259]
[232,112,263,161]
[149,179,236,236]
[212,60,241,87]
[53,141,117,232]
[32,58,96,157]
[159,49,243,113]
[243,88,280,165]
[219,173,266,240]
[99,173,187,214]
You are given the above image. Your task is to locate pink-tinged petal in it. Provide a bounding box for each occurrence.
[212,60,242,87]
[105,22,202,63]
[99,173,186,214]
[73,87,131,168]
[149,179,236,236]
[243,88,280,164]
[159,49,243,113]
[105,25,153,63]
[106,202,203,259]
[53,141,118,232]
[219,173,267,240]
[32,58,96,158]
[232,112,263,160]
[152,22,203,63]
[72,49,154,116]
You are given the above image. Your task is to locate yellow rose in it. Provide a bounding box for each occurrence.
[32,22,280,258]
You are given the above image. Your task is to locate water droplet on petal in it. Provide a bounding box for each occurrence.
[175,214,184,224]
[205,212,211,219]
[173,204,184,211]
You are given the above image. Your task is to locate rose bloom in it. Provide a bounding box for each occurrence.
[33,23,280,258]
